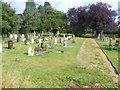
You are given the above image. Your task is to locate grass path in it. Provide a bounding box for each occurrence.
[77,38,118,86]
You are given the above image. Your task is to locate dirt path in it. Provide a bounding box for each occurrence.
[77,38,118,82]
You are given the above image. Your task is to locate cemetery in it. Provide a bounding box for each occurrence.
[1,0,120,89]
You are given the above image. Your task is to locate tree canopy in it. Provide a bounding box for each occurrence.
[68,2,117,36]
[2,2,21,35]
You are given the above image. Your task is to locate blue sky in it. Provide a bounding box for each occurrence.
[3,0,120,14]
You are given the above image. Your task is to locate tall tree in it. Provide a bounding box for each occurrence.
[88,2,117,35]
[21,0,39,34]
[2,2,21,35]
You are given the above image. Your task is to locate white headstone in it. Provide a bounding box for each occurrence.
[63,34,65,38]
[31,38,34,44]
[28,47,32,56]
[39,39,41,44]
[55,38,57,44]
[14,34,17,39]
[22,34,25,38]
[64,40,67,47]
[31,49,34,56]
[97,34,100,39]
[10,34,13,39]
[45,38,48,41]
[73,35,75,37]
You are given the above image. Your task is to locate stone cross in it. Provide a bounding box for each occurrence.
[39,39,41,44]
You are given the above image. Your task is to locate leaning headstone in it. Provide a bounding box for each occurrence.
[45,37,48,41]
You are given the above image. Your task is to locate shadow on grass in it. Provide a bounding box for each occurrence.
[24,53,28,55]
[2,47,8,49]
[101,46,118,52]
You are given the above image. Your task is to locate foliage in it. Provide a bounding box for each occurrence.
[67,2,117,36]
[21,1,39,34]
[2,2,21,34]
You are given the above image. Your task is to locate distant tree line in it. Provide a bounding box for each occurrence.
[2,1,118,37]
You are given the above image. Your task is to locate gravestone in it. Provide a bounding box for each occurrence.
[8,40,14,49]
[45,37,48,41]
[28,47,34,56]
[14,34,17,39]
[31,38,34,44]
[22,34,24,37]
[73,35,75,37]
[63,34,65,38]
[97,33,100,39]
[10,34,13,39]
[38,39,42,44]
[55,38,57,44]
[41,42,44,49]
[64,40,67,47]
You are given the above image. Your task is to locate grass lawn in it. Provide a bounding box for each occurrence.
[2,37,118,88]
[95,39,119,73]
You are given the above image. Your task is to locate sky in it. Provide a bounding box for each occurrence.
[2,0,120,14]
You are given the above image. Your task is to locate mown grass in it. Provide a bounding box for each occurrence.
[95,39,119,73]
[2,37,118,88]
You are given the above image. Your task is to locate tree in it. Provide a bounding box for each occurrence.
[67,2,117,36]
[88,2,117,35]
[68,7,88,36]
[37,2,68,35]
[2,2,21,35]
[21,0,39,34]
